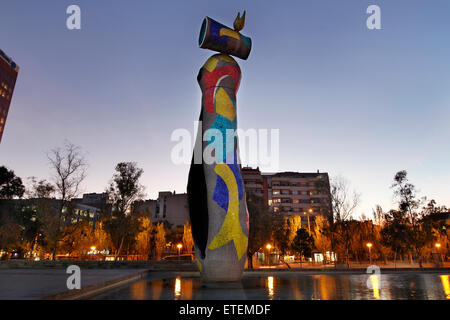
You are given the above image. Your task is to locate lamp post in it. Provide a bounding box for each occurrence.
[177,243,183,260]
[435,243,442,265]
[90,246,96,261]
[266,244,272,266]
[366,243,373,265]
[307,208,313,235]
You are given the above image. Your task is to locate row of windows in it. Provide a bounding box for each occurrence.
[270,182,314,187]
[272,198,323,204]
[272,190,321,196]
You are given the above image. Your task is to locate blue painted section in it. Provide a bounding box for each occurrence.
[213,152,244,211]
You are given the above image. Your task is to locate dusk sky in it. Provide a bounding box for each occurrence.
[1,0,449,218]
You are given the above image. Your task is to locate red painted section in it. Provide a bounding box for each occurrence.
[203,65,241,113]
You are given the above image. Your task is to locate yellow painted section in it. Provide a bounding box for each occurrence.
[195,258,203,273]
[215,88,236,121]
[208,163,248,260]
[219,28,241,40]
[218,54,236,64]
[203,57,219,72]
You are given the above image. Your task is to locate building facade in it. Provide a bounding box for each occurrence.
[242,167,332,225]
[0,48,19,143]
[134,191,189,229]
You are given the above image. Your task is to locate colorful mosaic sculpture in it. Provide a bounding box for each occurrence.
[187,12,251,282]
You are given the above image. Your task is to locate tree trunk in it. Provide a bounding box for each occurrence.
[346,247,350,268]
[52,238,58,261]
[51,201,66,261]
[394,249,397,270]
[115,236,124,261]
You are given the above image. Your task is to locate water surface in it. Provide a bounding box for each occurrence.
[91,271,450,300]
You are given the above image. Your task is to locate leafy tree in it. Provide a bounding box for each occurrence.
[272,215,292,267]
[391,170,429,267]
[154,222,166,260]
[246,191,272,269]
[0,166,25,199]
[0,210,22,254]
[291,228,314,267]
[135,217,154,259]
[381,210,412,267]
[313,215,331,261]
[59,219,91,257]
[287,215,302,244]
[182,220,194,254]
[104,162,144,259]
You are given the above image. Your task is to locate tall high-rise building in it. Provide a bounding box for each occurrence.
[0,48,19,143]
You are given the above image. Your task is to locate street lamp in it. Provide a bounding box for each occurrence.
[435,243,442,264]
[177,243,183,259]
[307,208,313,235]
[265,244,272,266]
[366,243,373,265]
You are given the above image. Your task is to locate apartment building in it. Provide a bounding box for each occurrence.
[242,167,332,225]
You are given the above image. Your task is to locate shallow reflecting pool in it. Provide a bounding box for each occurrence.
[91,272,450,300]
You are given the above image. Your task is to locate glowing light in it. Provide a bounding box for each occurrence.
[435,243,441,248]
[366,243,373,248]
[175,277,181,297]
[267,276,274,298]
[177,244,183,249]
[90,246,96,251]
[266,244,272,250]
[440,275,450,299]
[308,208,313,213]
[370,275,380,300]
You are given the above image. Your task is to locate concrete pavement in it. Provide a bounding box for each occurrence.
[0,268,148,299]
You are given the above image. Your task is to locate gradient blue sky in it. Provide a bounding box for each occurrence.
[1,0,449,218]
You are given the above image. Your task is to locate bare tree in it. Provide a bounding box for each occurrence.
[372,205,384,226]
[331,176,360,223]
[47,141,87,260]
[329,176,361,267]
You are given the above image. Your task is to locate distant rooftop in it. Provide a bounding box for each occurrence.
[263,171,329,178]
[242,167,328,178]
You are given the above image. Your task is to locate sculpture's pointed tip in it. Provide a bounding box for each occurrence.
[233,10,246,32]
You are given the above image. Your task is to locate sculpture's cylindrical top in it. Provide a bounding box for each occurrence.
[199,17,252,60]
